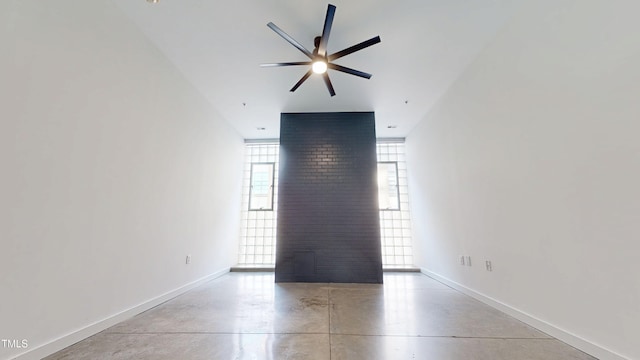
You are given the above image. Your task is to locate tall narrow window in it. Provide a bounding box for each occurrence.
[249,163,274,211]
[377,141,414,267]
[238,142,279,265]
[377,162,400,210]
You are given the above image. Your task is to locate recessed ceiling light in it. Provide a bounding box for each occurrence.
[387,125,397,129]
[257,127,266,131]
[147,0,159,3]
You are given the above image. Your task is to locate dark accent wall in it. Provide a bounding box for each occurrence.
[275,112,383,283]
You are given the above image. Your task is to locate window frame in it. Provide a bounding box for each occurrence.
[377,161,401,211]
[248,162,275,211]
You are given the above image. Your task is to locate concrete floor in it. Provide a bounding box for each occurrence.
[45,273,596,359]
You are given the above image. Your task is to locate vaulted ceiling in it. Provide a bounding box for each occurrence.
[113,0,525,139]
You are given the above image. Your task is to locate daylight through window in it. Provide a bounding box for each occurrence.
[238,142,279,265]
[249,163,275,211]
[377,141,414,267]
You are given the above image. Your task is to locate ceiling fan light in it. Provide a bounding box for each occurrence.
[312,60,327,74]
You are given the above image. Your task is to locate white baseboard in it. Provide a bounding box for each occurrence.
[420,268,629,360]
[12,268,230,360]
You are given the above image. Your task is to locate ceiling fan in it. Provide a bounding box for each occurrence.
[261,4,381,97]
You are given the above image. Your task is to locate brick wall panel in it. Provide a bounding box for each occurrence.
[275,112,383,283]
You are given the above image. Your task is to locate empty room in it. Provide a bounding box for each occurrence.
[1,1,638,359]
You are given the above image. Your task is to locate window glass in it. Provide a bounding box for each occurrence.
[377,142,413,267]
[249,163,274,210]
[239,143,279,265]
[378,162,400,210]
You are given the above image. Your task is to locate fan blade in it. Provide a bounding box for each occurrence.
[328,63,372,79]
[317,4,336,57]
[328,36,381,61]
[322,73,336,96]
[261,61,312,67]
[267,22,314,59]
[290,70,313,92]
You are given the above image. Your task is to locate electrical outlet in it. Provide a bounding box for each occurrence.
[186,255,192,264]
[485,261,492,271]
[460,256,465,266]
[466,256,472,266]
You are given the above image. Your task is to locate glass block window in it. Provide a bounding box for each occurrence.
[377,141,414,267]
[238,143,279,265]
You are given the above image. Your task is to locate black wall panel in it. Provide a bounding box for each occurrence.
[275,112,383,283]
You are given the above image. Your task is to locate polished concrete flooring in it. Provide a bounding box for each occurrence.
[45,273,596,359]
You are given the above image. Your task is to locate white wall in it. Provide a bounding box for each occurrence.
[406,0,639,359]
[0,2,244,359]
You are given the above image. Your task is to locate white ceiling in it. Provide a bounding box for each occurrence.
[112,0,524,139]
